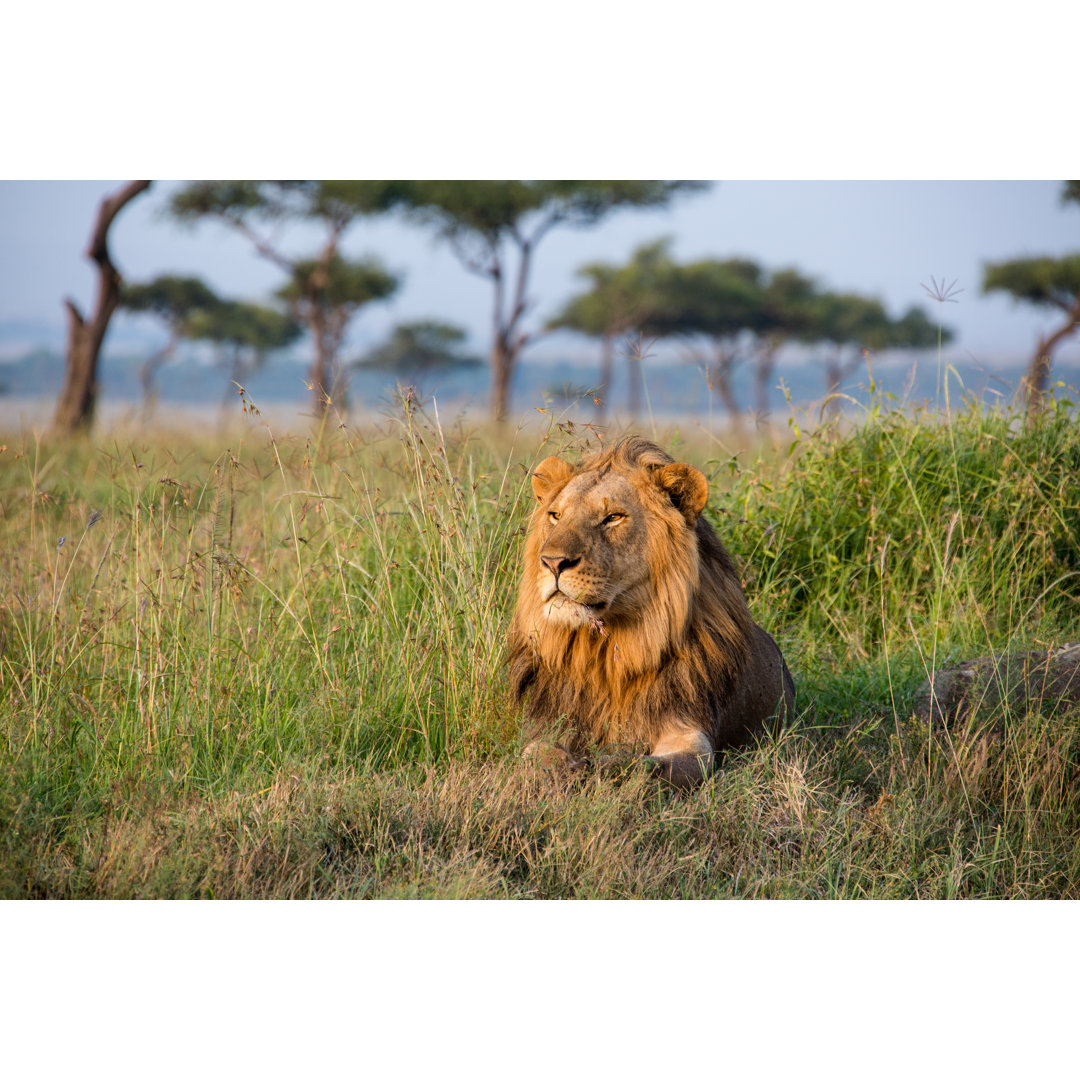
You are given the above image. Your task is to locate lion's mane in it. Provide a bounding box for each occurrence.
[509,436,774,754]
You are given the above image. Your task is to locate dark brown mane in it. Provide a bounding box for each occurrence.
[509,437,758,753]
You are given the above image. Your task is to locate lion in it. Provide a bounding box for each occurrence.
[509,435,795,789]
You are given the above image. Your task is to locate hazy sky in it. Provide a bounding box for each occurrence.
[2,180,1078,373]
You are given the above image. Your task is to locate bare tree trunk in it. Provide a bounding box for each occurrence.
[222,344,244,412]
[1024,351,1051,418]
[754,338,779,418]
[52,181,152,435]
[492,334,515,423]
[307,325,348,418]
[1025,295,1080,420]
[488,233,534,424]
[325,308,349,415]
[710,362,740,423]
[307,255,333,419]
[824,355,841,406]
[825,347,859,414]
[709,342,740,425]
[626,343,643,420]
[596,333,614,421]
[824,347,862,417]
[327,355,348,415]
[304,226,351,419]
[309,314,331,418]
[139,336,176,420]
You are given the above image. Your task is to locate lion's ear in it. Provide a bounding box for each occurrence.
[531,456,575,501]
[657,463,709,524]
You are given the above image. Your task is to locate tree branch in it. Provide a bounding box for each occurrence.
[85,180,152,264]
[504,233,533,344]
[526,208,565,250]
[491,240,505,348]
[63,297,86,331]
[229,218,295,273]
[447,230,498,279]
[1037,293,1080,357]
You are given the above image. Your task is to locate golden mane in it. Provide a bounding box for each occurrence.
[509,436,780,761]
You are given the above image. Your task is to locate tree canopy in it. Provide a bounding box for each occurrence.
[552,238,950,420]
[983,253,1080,414]
[184,300,301,355]
[169,181,412,239]
[400,181,710,420]
[121,275,221,328]
[982,256,1080,312]
[546,238,681,416]
[120,274,224,413]
[276,255,399,312]
[169,181,405,414]
[547,238,679,340]
[359,321,481,373]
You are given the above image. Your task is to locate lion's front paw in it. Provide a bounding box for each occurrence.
[523,740,588,773]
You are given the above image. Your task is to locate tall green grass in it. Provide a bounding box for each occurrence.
[1,383,1077,898]
[717,392,1080,706]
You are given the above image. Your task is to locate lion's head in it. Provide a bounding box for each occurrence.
[509,437,795,782]
[525,437,709,635]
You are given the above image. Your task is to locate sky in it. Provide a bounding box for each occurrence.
[1,180,1078,377]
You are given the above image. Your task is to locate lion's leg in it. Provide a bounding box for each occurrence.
[523,740,588,772]
[644,728,715,790]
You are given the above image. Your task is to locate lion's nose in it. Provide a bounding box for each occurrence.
[541,553,581,579]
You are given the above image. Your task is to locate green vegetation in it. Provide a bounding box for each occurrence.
[166,180,709,424]
[1,382,1078,898]
[550,244,947,421]
[398,180,710,421]
[982,182,1080,413]
[169,181,406,416]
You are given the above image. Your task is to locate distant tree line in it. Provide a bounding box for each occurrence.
[119,275,302,414]
[49,179,1080,435]
[547,238,946,421]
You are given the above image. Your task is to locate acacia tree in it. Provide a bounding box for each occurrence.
[275,255,398,410]
[169,181,405,416]
[751,268,819,417]
[401,181,709,421]
[808,292,944,411]
[983,256,1080,416]
[546,238,679,419]
[643,257,764,423]
[981,182,1080,417]
[358,320,481,374]
[183,300,302,410]
[809,292,888,405]
[53,180,153,434]
[120,274,221,415]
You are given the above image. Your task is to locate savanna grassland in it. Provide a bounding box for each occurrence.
[1,386,1078,899]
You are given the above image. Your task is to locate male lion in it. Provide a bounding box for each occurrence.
[509,436,795,789]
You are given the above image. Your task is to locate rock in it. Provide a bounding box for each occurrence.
[913,643,1080,726]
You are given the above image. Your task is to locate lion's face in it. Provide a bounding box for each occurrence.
[533,470,652,628]
[526,447,710,631]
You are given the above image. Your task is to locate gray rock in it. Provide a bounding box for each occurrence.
[913,643,1080,725]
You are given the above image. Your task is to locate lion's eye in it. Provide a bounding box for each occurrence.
[601,513,624,526]
[548,510,561,524]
